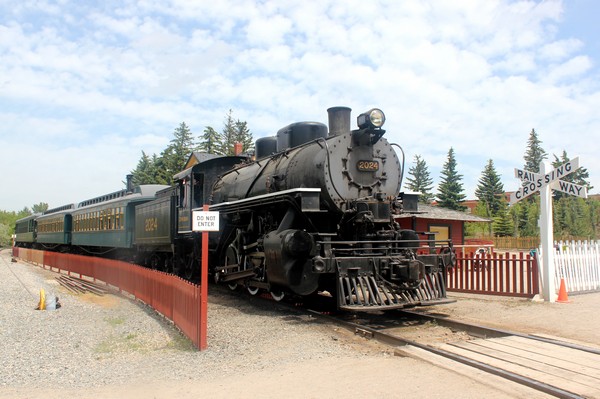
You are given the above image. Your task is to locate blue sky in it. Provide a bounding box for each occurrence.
[1,0,599,212]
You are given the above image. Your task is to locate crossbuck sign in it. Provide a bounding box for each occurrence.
[509,157,587,204]
[509,157,587,302]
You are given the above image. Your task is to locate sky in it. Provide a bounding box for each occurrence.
[1,0,599,212]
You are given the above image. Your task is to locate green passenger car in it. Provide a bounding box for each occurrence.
[36,204,75,246]
[71,185,169,249]
[14,214,41,247]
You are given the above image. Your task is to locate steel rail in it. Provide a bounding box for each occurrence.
[399,310,600,355]
[310,309,586,399]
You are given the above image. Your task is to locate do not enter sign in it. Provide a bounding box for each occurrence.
[192,211,220,232]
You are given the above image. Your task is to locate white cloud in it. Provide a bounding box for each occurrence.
[0,0,599,212]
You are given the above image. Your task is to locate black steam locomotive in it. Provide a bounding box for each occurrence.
[15,106,455,311]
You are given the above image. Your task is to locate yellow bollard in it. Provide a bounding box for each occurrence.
[37,288,46,310]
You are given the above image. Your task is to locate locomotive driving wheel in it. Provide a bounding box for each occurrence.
[223,244,241,291]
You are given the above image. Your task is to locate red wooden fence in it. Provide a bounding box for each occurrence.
[12,247,206,350]
[447,251,539,297]
[11,246,540,347]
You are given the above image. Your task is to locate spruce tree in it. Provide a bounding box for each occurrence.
[474,159,504,218]
[436,148,467,211]
[166,122,195,171]
[405,155,435,203]
[233,120,254,155]
[217,109,237,156]
[198,126,220,154]
[156,122,196,185]
[131,151,159,185]
[523,128,546,173]
[552,150,593,199]
[492,199,514,237]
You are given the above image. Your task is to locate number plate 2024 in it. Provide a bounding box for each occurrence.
[357,160,379,171]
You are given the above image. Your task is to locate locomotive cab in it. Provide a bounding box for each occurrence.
[174,154,248,233]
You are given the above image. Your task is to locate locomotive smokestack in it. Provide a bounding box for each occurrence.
[327,106,351,136]
[126,174,134,194]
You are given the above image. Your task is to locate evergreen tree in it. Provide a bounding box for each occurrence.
[152,153,171,185]
[405,155,435,203]
[554,197,593,237]
[492,199,514,237]
[474,159,504,218]
[436,148,467,211]
[509,201,532,237]
[589,199,600,238]
[466,201,492,236]
[233,120,254,155]
[520,195,540,237]
[198,126,220,154]
[551,150,593,200]
[217,109,237,156]
[130,111,252,185]
[523,128,547,173]
[164,122,195,172]
[131,151,158,185]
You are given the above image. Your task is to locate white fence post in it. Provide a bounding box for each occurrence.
[551,239,600,294]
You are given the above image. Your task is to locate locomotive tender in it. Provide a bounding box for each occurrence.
[15,106,455,311]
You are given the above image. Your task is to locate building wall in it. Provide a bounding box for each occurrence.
[397,217,464,247]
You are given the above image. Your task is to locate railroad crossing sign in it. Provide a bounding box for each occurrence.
[509,157,588,303]
[509,157,587,204]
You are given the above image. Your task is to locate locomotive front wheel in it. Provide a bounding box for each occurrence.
[228,283,238,291]
[247,286,259,295]
[270,291,284,301]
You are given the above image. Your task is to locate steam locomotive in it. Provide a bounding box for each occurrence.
[15,106,455,311]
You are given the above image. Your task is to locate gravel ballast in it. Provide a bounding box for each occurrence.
[1,249,567,399]
[0,249,381,389]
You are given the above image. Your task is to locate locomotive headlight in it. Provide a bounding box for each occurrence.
[357,108,386,129]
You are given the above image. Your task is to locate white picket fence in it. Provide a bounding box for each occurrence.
[554,240,600,293]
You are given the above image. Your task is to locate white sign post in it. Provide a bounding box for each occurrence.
[510,157,587,302]
[539,161,555,303]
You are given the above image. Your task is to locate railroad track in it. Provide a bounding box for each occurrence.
[206,284,600,398]
[317,309,600,399]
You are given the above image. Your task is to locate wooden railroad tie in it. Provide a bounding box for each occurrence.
[56,275,109,296]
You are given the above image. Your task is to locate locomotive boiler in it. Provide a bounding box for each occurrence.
[209,107,455,310]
